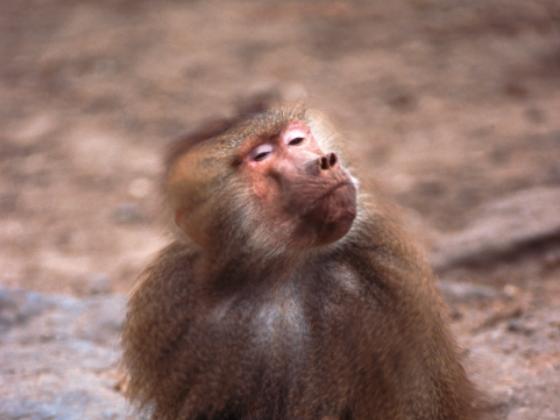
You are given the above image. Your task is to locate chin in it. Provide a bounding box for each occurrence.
[303,183,357,247]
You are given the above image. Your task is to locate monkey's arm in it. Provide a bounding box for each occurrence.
[122,241,199,411]
[342,203,484,420]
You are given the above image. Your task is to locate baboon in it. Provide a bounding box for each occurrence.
[122,104,486,419]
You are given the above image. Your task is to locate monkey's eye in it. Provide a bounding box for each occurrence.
[285,128,307,146]
[288,136,305,146]
[249,143,274,162]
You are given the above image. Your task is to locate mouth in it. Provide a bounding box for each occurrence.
[313,181,354,205]
[305,180,357,224]
[292,178,357,246]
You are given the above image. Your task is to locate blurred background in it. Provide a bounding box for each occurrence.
[1,0,559,418]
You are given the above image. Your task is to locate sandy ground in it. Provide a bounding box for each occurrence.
[1,0,560,418]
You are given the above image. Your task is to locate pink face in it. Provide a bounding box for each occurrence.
[240,121,357,247]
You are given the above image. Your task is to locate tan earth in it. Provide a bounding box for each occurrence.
[1,1,559,419]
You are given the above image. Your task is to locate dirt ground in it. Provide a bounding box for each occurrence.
[1,0,560,418]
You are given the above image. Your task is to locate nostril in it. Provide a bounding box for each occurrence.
[320,156,329,170]
[319,153,338,171]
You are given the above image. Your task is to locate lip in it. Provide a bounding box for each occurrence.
[315,181,353,203]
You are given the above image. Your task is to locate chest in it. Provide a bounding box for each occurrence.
[182,269,389,417]
[204,267,371,358]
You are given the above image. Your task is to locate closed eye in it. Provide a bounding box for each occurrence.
[254,151,270,161]
[284,127,307,146]
[249,143,274,162]
[288,136,305,146]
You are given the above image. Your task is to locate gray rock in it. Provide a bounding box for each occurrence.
[467,307,560,420]
[87,273,112,296]
[0,288,52,333]
[0,288,129,419]
[111,202,146,225]
[438,279,499,303]
[432,187,560,271]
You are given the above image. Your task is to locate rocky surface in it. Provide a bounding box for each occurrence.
[0,0,559,418]
[0,288,127,419]
[432,187,560,271]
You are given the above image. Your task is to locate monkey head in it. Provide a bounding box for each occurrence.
[166,107,357,254]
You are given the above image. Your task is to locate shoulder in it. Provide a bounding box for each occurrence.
[127,241,199,309]
[334,197,435,288]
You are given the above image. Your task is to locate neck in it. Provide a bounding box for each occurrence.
[197,244,321,297]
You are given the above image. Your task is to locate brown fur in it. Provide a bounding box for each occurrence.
[122,106,488,420]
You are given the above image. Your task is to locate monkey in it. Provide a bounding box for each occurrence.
[121,104,489,420]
